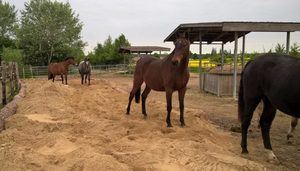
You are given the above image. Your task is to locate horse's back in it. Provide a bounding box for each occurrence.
[244,54,300,116]
[48,62,66,75]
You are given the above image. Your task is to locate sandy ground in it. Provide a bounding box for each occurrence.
[0,74,299,170]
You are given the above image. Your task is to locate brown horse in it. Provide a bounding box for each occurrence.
[126,34,190,127]
[48,57,76,85]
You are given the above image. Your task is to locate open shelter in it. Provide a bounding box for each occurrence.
[164,21,300,98]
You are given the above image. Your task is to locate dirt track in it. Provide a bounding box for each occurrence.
[0,74,299,170]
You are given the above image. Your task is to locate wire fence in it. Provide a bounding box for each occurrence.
[19,64,134,78]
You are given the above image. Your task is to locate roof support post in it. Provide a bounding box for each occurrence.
[221,42,224,71]
[198,32,203,91]
[233,32,238,99]
[286,31,290,54]
[241,34,245,69]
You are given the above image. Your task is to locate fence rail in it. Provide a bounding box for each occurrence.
[0,62,20,106]
[19,64,131,78]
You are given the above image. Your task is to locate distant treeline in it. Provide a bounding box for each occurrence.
[86,34,132,65]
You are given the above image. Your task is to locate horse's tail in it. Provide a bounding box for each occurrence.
[135,87,141,103]
[238,61,252,122]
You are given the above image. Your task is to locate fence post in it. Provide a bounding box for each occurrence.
[9,63,14,97]
[1,61,7,105]
[22,66,25,79]
[217,75,220,97]
[30,65,33,78]
[14,63,20,90]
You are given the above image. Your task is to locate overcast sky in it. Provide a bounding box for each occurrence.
[8,0,300,54]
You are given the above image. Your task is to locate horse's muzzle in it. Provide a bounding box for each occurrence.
[172,60,181,66]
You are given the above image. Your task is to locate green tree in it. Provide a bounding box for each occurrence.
[2,47,23,63]
[18,0,85,65]
[113,34,131,64]
[0,0,18,60]
[274,43,285,54]
[90,34,131,65]
[290,43,300,57]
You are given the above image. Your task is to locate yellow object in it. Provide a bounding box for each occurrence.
[189,59,216,68]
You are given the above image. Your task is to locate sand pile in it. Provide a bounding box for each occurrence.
[0,78,271,170]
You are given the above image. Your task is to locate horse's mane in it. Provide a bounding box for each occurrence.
[64,57,75,61]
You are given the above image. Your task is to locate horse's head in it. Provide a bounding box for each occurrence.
[172,33,190,66]
[65,57,77,65]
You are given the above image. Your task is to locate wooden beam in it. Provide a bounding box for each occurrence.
[199,32,203,91]
[241,35,246,69]
[286,31,290,54]
[221,43,224,71]
[233,32,238,99]
[223,22,300,32]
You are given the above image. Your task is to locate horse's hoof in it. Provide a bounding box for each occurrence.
[143,114,147,119]
[241,149,249,154]
[180,122,186,127]
[266,150,280,164]
[167,123,173,127]
[287,134,293,140]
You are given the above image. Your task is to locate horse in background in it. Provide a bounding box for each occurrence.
[48,57,76,85]
[78,58,92,85]
[126,33,190,127]
[238,54,300,162]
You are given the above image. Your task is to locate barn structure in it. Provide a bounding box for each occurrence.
[119,46,170,55]
[119,46,171,64]
[164,21,300,98]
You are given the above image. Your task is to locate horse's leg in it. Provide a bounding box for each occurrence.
[287,117,298,142]
[52,75,55,82]
[61,74,64,84]
[65,74,68,85]
[166,89,173,127]
[85,74,88,84]
[88,73,90,85]
[141,85,151,117]
[81,74,84,84]
[241,97,260,154]
[126,81,143,115]
[178,87,187,127]
[259,97,278,161]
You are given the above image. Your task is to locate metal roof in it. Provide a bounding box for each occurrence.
[119,46,170,54]
[164,22,300,44]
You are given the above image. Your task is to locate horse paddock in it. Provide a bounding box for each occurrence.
[0,73,299,170]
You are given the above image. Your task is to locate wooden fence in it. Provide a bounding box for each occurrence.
[0,62,20,106]
[201,72,241,96]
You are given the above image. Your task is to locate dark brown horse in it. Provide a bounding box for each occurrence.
[239,54,300,161]
[126,34,190,127]
[48,57,76,85]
